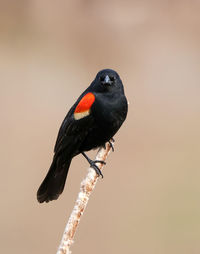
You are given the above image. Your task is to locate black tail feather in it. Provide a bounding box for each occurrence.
[37,157,72,203]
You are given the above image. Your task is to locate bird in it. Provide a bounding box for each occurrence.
[37,69,128,203]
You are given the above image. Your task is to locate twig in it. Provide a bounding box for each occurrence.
[56,140,114,254]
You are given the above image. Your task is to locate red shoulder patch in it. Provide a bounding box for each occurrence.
[74,92,95,113]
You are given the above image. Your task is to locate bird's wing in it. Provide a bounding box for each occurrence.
[54,92,96,155]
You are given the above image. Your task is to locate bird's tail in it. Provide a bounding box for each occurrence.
[37,156,72,203]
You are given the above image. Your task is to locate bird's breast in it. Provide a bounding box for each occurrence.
[93,93,127,131]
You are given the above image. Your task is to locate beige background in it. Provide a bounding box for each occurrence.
[1,1,200,253]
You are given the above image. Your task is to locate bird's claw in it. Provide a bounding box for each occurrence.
[82,152,105,178]
[103,138,115,152]
[108,140,114,152]
[94,160,106,165]
[90,162,104,178]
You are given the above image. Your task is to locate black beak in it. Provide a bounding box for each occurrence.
[102,75,112,86]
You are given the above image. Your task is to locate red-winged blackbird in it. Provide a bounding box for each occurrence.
[37,69,128,203]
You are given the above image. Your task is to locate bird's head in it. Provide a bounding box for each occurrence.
[92,69,124,93]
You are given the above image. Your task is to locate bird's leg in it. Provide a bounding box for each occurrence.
[82,152,105,178]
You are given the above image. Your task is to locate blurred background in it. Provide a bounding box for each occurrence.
[1,0,200,253]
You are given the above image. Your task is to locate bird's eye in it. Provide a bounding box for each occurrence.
[100,76,104,82]
[110,76,115,82]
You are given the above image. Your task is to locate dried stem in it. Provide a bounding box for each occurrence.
[56,140,114,254]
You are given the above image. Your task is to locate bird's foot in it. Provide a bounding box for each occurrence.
[94,160,106,165]
[108,141,114,152]
[103,138,115,151]
[82,152,105,178]
[89,160,104,178]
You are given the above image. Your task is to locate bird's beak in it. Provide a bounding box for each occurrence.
[103,75,112,86]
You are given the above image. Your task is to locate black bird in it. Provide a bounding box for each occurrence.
[37,69,128,203]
